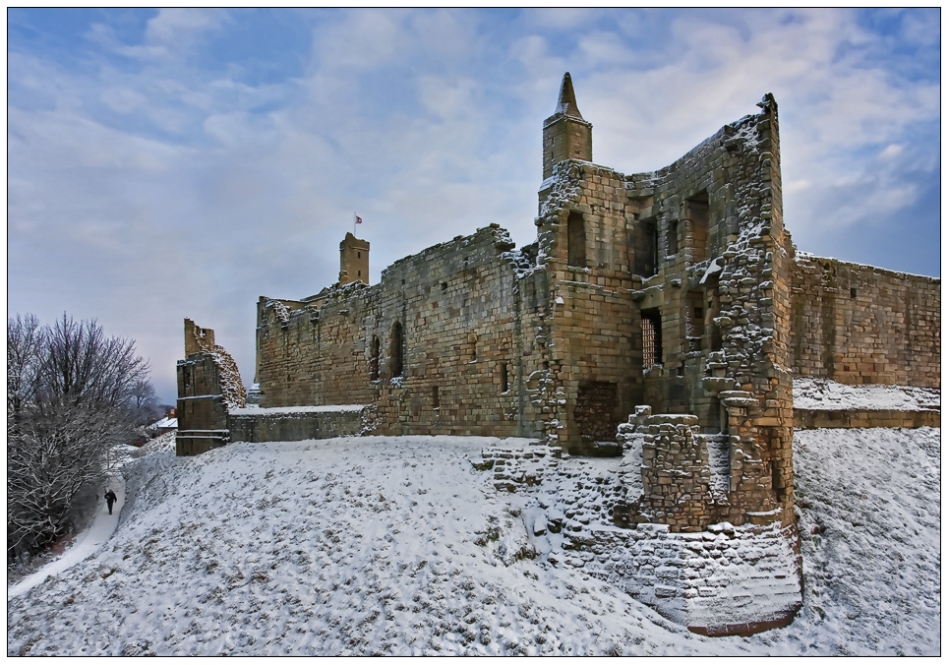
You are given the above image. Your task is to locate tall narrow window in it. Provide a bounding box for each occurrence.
[687,191,709,263]
[641,308,662,368]
[567,212,586,267]
[432,386,439,408]
[369,335,380,380]
[390,322,403,377]
[666,220,679,258]
[501,362,509,393]
[636,219,658,277]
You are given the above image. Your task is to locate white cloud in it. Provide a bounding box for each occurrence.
[878,144,903,160]
[101,86,147,113]
[144,8,228,45]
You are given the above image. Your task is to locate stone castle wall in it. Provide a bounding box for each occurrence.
[534,96,795,527]
[228,406,369,443]
[255,225,554,438]
[791,255,940,388]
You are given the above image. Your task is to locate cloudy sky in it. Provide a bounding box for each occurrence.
[8,8,940,404]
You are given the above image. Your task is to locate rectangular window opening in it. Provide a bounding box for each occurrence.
[501,363,509,393]
[636,218,658,277]
[666,220,679,258]
[687,290,705,351]
[567,212,587,268]
[641,308,663,368]
[687,191,710,264]
[432,385,439,408]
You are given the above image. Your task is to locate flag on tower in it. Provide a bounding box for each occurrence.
[355,214,363,225]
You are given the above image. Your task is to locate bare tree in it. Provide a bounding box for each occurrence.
[7,314,44,429]
[7,314,153,560]
[128,379,162,425]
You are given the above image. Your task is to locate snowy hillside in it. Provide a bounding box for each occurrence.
[7,428,940,656]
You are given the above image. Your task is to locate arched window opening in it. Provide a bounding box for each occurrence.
[369,335,380,380]
[390,322,404,377]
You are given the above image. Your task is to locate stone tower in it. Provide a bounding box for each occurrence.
[339,232,370,285]
[542,72,593,179]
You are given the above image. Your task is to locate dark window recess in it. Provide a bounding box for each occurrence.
[369,336,380,380]
[713,398,724,434]
[468,332,478,361]
[390,322,404,376]
[432,386,439,408]
[567,212,586,267]
[635,219,658,277]
[357,270,361,278]
[850,287,857,299]
[501,363,509,393]
[687,191,709,263]
[666,220,679,257]
[357,252,361,259]
[642,308,662,368]
[710,325,723,352]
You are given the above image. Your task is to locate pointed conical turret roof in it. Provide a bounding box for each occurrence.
[556,72,583,119]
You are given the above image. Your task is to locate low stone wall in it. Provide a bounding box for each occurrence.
[227,406,369,443]
[579,522,802,636]
[793,408,940,429]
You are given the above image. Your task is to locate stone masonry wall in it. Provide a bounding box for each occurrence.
[791,255,940,389]
[587,522,802,636]
[793,408,940,429]
[536,160,642,454]
[255,225,553,438]
[227,406,369,443]
[176,354,230,456]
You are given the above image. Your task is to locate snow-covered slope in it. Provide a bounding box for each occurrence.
[7,429,940,656]
[794,378,939,411]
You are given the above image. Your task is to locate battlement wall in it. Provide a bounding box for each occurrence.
[255,224,553,438]
[791,255,940,388]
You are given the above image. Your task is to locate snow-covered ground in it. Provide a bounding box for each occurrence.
[7,428,940,655]
[794,377,940,411]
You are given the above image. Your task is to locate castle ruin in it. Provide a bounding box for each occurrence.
[177,73,940,635]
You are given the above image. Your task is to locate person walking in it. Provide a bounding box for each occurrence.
[104,489,118,515]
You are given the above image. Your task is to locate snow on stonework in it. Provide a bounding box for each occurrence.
[6,429,939,656]
[793,377,940,411]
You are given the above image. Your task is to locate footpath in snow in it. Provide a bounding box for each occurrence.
[9,475,126,599]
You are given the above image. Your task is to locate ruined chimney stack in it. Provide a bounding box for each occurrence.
[542,72,593,180]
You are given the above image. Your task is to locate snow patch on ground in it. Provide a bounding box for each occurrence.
[793,378,939,411]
